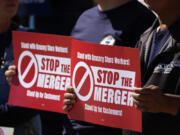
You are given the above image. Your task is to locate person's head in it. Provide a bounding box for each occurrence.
[0,0,19,21]
[94,0,132,11]
[93,0,104,4]
[144,0,180,15]
[144,0,180,26]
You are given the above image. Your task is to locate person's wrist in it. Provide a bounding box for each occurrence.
[163,94,179,115]
[159,94,169,114]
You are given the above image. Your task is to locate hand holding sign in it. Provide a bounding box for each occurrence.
[133,85,165,113]
[8,31,142,132]
[8,31,73,113]
[63,86,76,112]
[5,65,17,85]
[69,39,142,132]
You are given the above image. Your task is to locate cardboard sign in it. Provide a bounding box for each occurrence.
[8,31,73,113]
[69,40,142,132]
[8,32,142,131]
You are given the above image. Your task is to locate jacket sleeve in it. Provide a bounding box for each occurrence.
[0,69,10,110]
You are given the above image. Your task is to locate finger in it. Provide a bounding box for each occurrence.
[147,85,162,94]
[64,93,76,99]
[134,87,152,94]
[5,70,16,77]
[134,99,148,112]
[133,87,147,94]
[63,104,72,112]
[133,97,147,106]
[6,76,13,85]
[8,65,16,70]
[140,85,162,95]
[135,103,148,112]
[132,93,150,102]
[63,99,76,105]
[134,85,160,95]
[66,86,75,93]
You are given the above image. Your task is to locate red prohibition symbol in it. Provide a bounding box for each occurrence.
[72,61,94,101]
[18,51,38,88]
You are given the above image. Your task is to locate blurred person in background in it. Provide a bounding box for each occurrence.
[123,0,180,135]
[63,0,156,135]
[70,0,156,46]
[0,0,41,135]
[35,0,94,35]
[5,0,95,135]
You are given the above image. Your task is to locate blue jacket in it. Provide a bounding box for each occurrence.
[0,22,37,127]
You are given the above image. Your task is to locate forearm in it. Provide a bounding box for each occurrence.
[162,94,180,115]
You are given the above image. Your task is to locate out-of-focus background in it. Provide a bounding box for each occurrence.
[14,0,94,35]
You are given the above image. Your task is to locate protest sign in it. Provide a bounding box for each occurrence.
[69,40,142,132]
[8,31,72,113]
[8,32,142,131]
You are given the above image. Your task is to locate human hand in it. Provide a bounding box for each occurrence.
[63,86,76,112]
[132,85,166,113]
[5,65,17,85]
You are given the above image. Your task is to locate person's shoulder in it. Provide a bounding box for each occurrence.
[78,6,98,18]
[130,1,155,17]
[138,19,158,45]
[169,18,180,42]
[73,6,98,26]
[129,1,157,30]
[139,27,153,41]
[124,1,156,23]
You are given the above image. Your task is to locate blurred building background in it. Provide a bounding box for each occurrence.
[13,0,94,35]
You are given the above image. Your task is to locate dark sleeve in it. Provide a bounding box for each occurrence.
[130,10,156,46]
[176,107,180,118]
[0,77,38,127]
[135,40,140,48]
[0,106,38,127]
[0,49,38,127]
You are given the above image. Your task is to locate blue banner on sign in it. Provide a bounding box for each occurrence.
[16,0,50,16]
